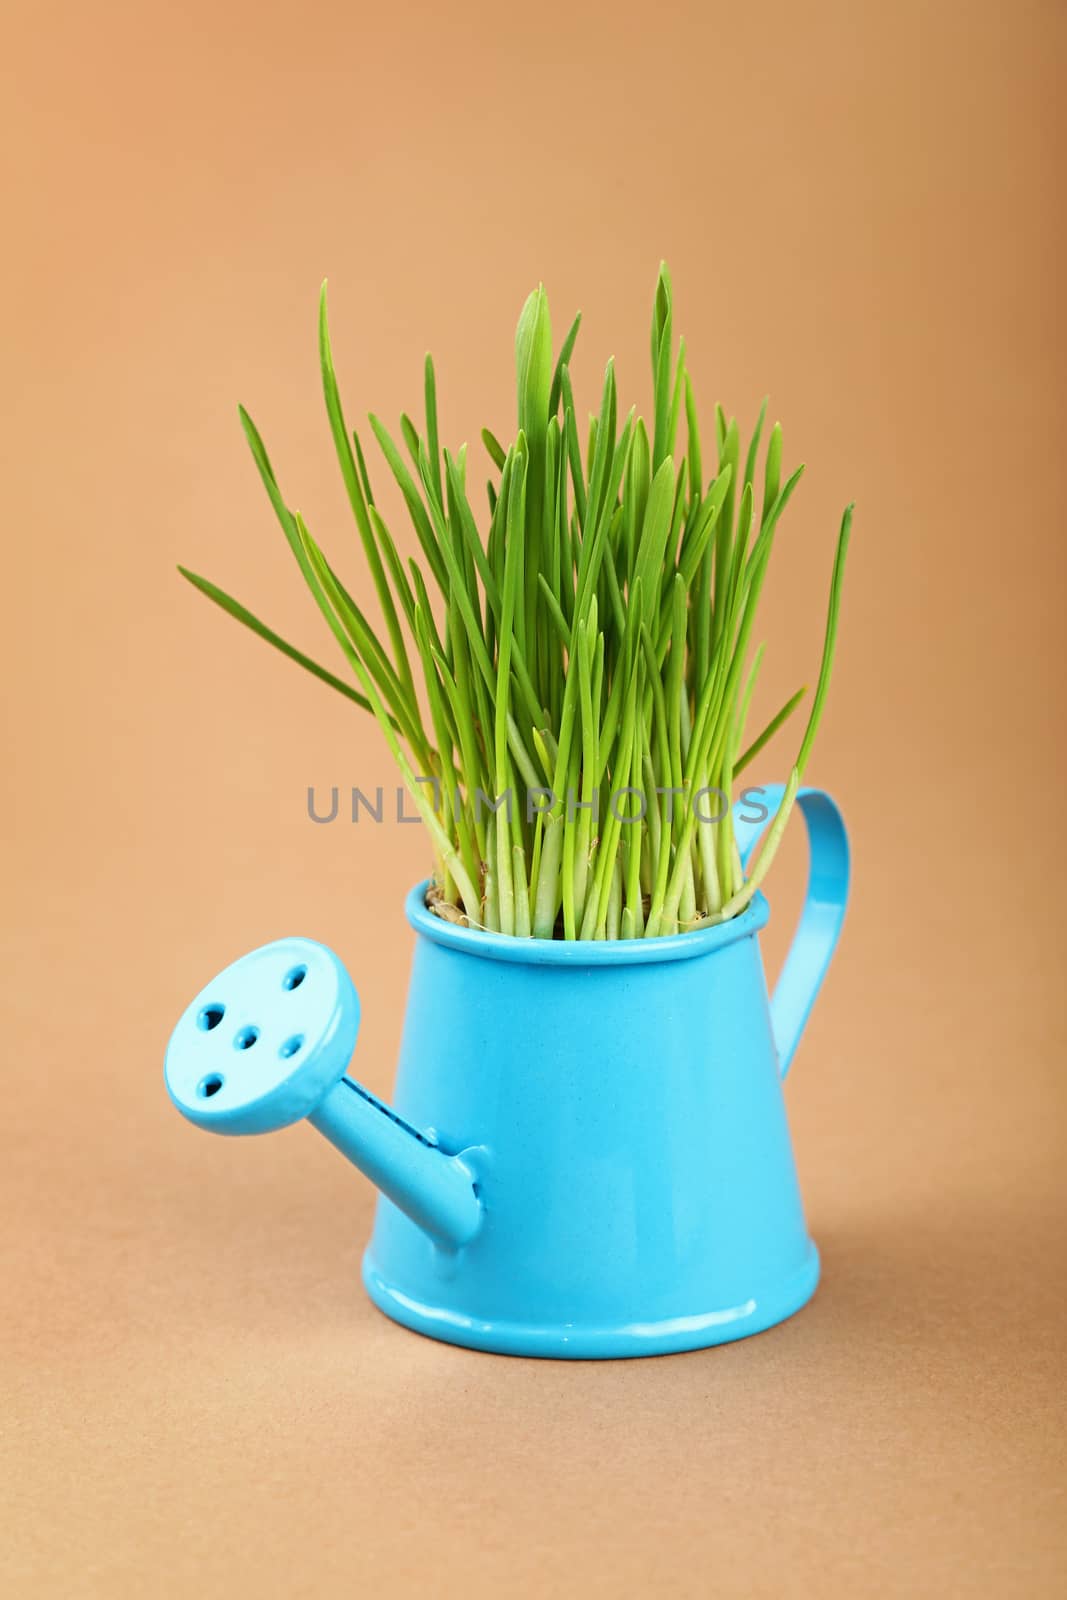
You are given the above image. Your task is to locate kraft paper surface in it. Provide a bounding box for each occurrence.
[3,2,1063,1594]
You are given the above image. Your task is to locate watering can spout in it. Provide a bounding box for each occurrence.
[308,1074,482,1248]
[163,936,484,1251]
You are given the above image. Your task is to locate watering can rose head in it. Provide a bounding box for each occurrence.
[179,265,852,939]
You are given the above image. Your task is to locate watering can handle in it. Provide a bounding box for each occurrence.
[732,785,850,1079]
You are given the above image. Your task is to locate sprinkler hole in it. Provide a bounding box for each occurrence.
[234,1026,260,1050]
[283,964,307,991]
[279,1034,304,1059]
[197,1004,225,1031]
[197,1074,224,1098]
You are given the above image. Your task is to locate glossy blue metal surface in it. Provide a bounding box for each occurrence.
[164,937,360,1135]
[165,936,483,1246]
[734,786,850,1077]
[309,1080,482,1248]
[164,787,849,1358]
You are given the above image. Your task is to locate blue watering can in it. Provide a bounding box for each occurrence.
[165,786,849,1358]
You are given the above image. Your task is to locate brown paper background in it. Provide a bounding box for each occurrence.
[3,1,1064,1594]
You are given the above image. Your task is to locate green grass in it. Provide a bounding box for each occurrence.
[180,265,853,939]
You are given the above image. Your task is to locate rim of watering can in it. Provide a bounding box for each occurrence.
[406,880,769,967]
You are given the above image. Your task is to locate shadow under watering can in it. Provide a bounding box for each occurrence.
[165,785,849,1358]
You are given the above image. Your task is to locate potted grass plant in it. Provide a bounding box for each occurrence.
[181,265,850,939]
[170,268,855,1355]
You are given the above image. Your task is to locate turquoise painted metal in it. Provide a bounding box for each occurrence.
[165,785,849,1358]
